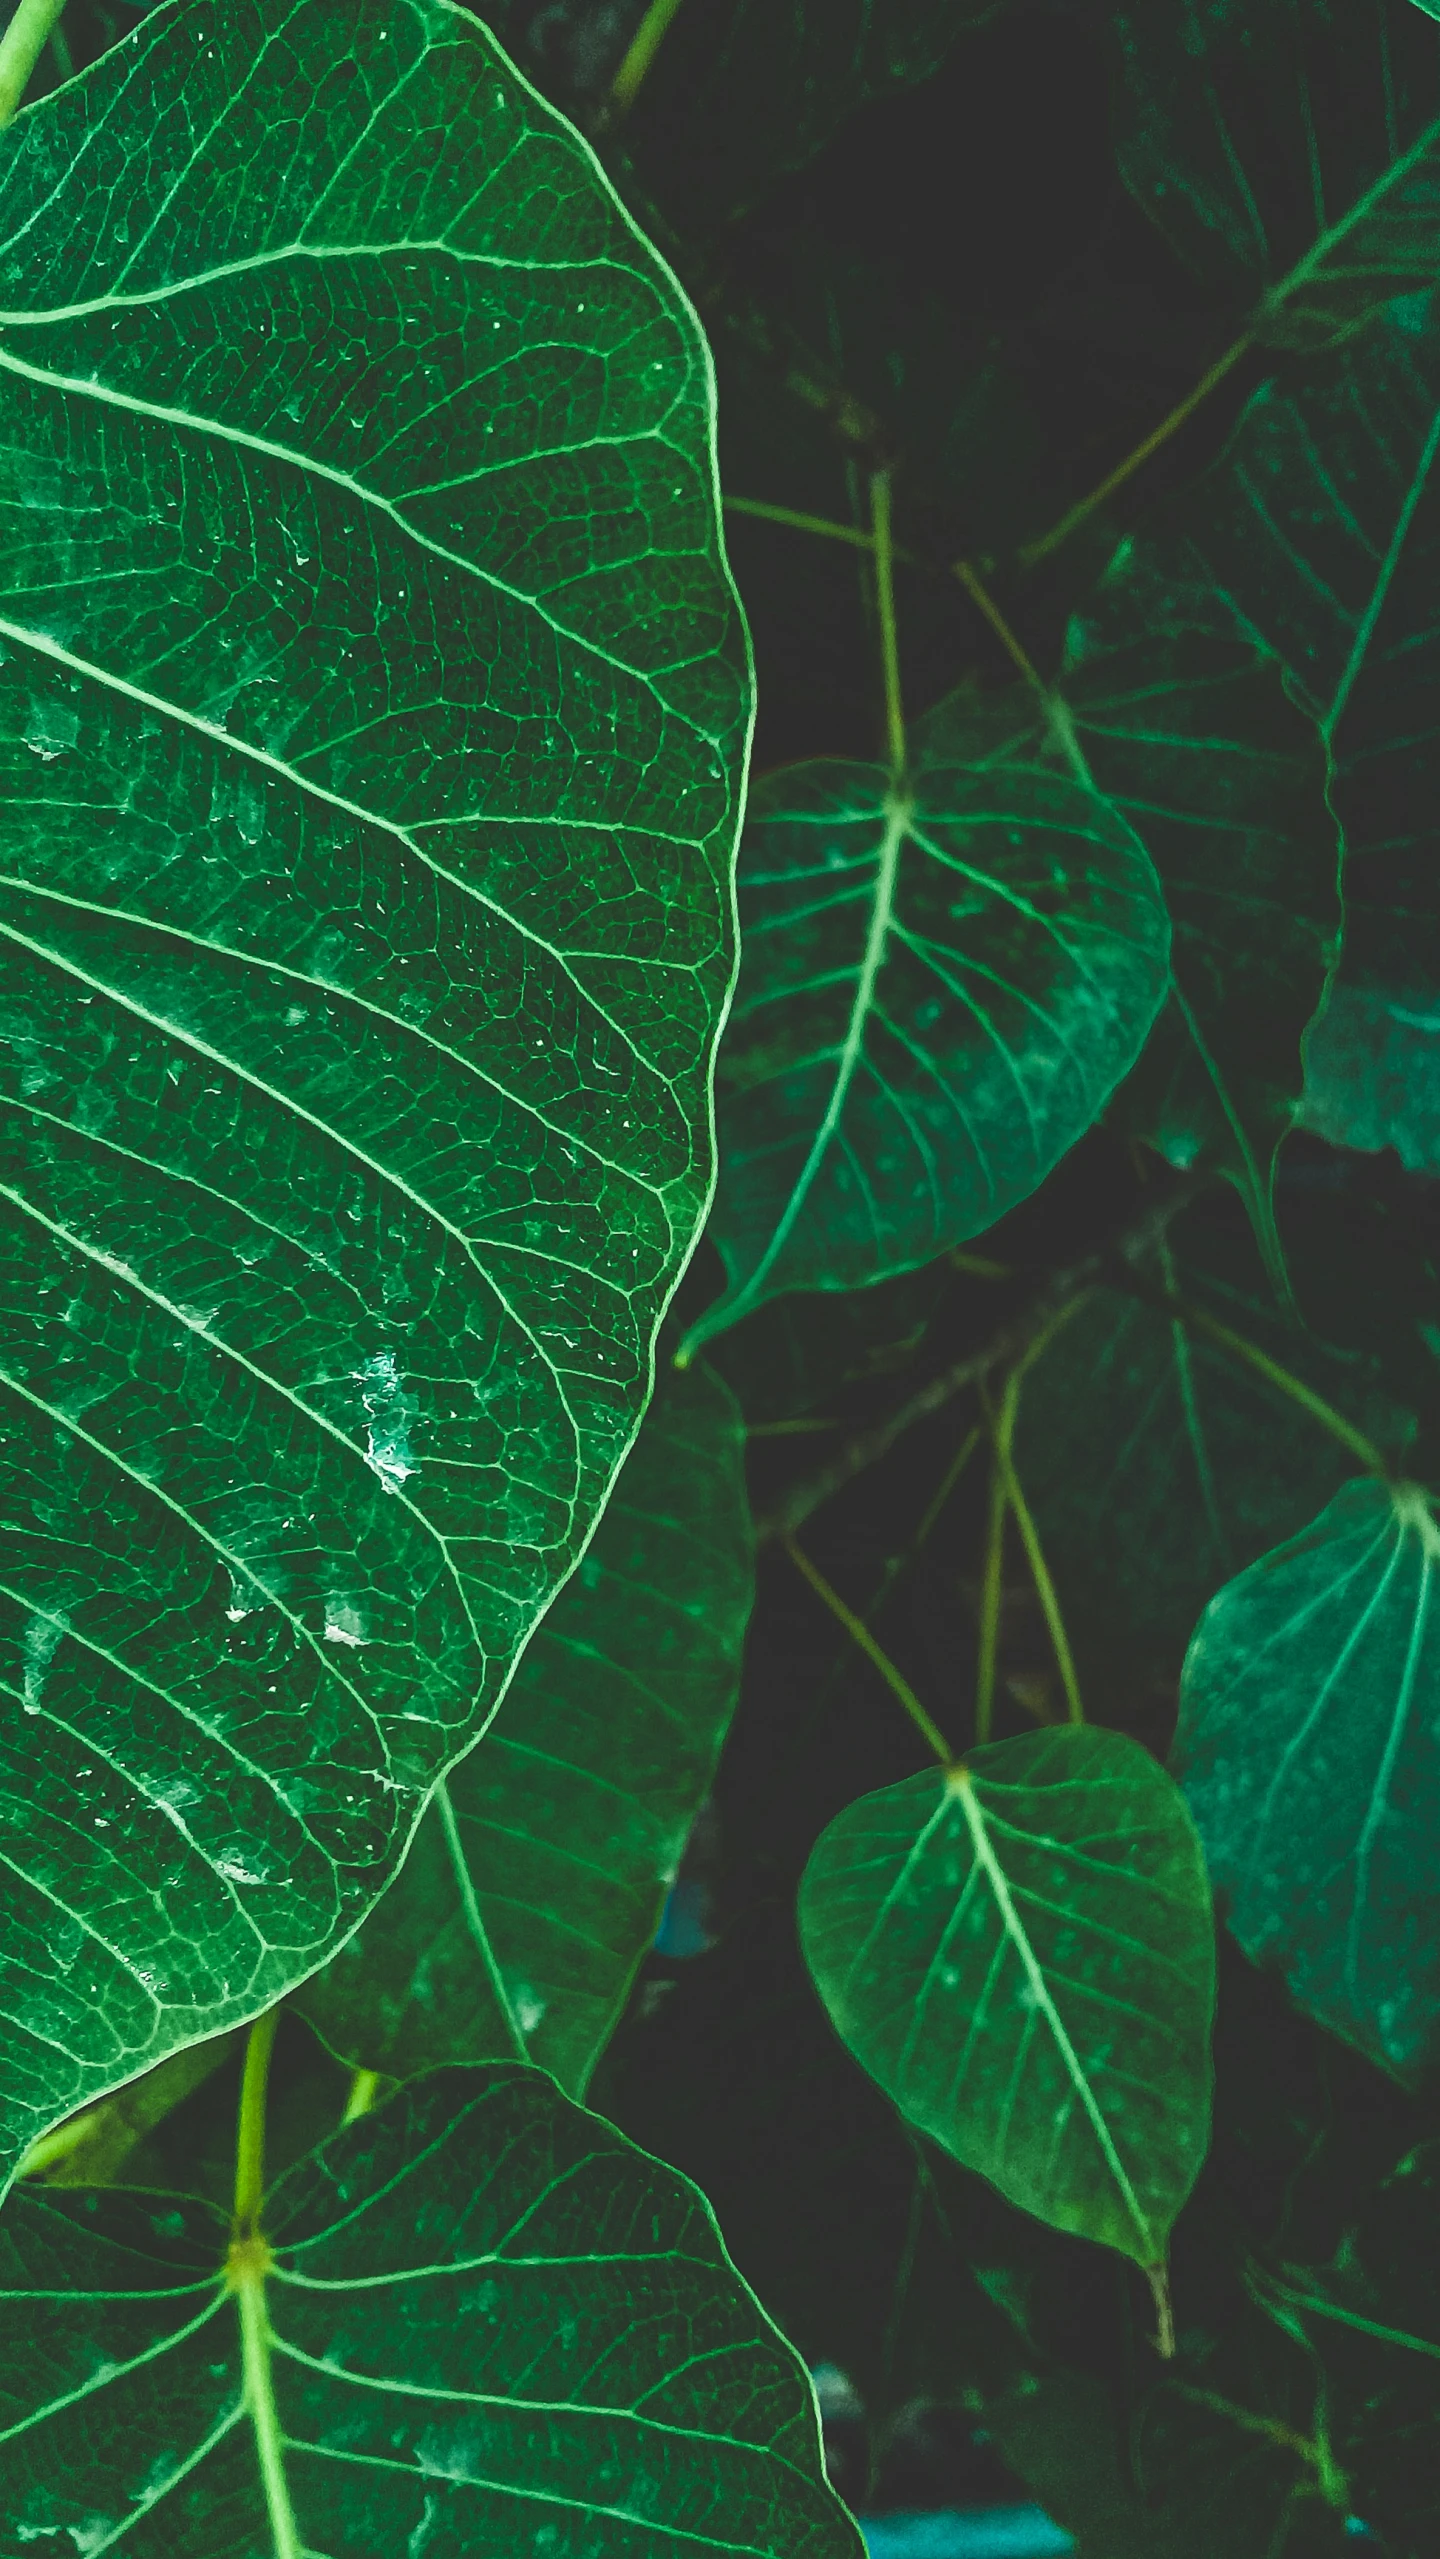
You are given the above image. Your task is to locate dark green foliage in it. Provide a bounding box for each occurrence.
[0,2064,859,2553]
[8,0,1440,2552]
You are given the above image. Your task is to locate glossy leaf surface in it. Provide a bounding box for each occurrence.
[1107,0,1440,347]
[1176,1478,1440,2078]
[798,1730,1216,2266]
[0,0,748,2174]
[296,1362,752,2095]
[0,2064,859,2555]
[685,756,1168,1349]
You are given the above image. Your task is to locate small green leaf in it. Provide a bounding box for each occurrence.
[296,1362,753,2094]
[924,589,1341,1223]
[797,1729,1216,2267]
[0,0,749,2176]
[0,2065,860,2555]
[1106,0,1440,347]
[685,757,1168,1349]
[1176,1478,1440,2079]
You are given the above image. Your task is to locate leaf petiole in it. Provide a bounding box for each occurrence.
[608,0,687,117]
[725,494,908,556]
[785,1533,954,1766]
[870,469,907,780]
[0,0,66,125]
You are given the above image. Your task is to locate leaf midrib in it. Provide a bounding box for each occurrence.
[948,1767,1159,2261]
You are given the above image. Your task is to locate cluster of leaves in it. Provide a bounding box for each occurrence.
[6,0,1440,2552]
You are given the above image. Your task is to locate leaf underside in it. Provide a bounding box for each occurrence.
[798,1729,1216,2266]
[0,0,749,2174]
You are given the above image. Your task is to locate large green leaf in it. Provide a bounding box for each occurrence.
[797,1729,1216,2268]
[0,2063,860,2555]
[0,0,749,2177]
[1105,0,1440,348]
[682,756,1168,1350]
[1175,1477,1440,2079]
[295,1361,752,2095]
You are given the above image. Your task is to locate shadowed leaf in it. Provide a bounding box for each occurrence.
[1105,0,1440,348]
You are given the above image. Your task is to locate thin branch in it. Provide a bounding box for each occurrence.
[607,0,687,119]
[755,1173,1211,1544]
[991,1376,1085,1726]
[871,470,907,778]
[1018,332,1254,568]
[785,1533,954,1766]
[974,1385,1012,1747]
[725,494,916,557]
[954,558,1047,694]
[1164,1294,1388,1475]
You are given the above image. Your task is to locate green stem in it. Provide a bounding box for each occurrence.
[18,2106,104,2178]
[609,0,686,115]
[785,1533,953,1766]
[912,1423,982,1552]
[1018,332,1254,567]
[0,0,65,125]
[1168,1296,1387,1475]
[870,469,906,780]
[974,1389,1012,1748]
[992,1419,1084,1725]
[342,2067,382,2124]
[726,494,878,553]
[954,557,1046,693]
[228,2010,303,2558]
[233,2009,278,2232]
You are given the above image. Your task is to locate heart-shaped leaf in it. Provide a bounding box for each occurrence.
[1105,0,1440,347]
[1175,1477,1440,2079]
[920,602,1340,1223]
[0,0,749,2175]
[683,756,1168,1350]
[797,1729,1216,2269]
[0,2064,860,2555]
[295,1361,753,2095]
